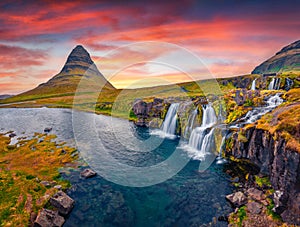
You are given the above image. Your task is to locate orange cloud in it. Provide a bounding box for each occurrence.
[0,1,299,93]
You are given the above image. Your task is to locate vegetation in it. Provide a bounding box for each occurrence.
[257,94,300,153]
[0,133,78,226]
[254,175,271,188]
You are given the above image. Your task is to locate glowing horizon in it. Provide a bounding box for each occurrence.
[0,0,299,94]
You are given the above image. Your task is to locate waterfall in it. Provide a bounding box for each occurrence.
[161,103,179,136]
[218,103,226,123]
[268,77,281,90]
[184,108,198,138]
[201,104,217,127]
[266,93,283,107]
[285,78,294,91]
[187,104,217,158]
[238,94,283,124]
[216,135,227,164]
[251,78,257,90]
[189,127,207,150]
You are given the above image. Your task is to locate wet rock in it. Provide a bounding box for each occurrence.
[246,201,262,214]
[231,177,239,183]
[217,215,228,222]
[247,188,264,201]
[74,210,85,221]
[44,127,52,133]
[80,168,97,179]
[226,192,247,207]
[49,191,74,216]
[34,208,65,227]
[9,133,16,138]
[149,118,163,128]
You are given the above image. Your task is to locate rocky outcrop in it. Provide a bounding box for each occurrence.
[226,128,300,224]
[34,209,65,227]
[80,168,97,178]
[226,191,247,207]
[252,40,300,74]
[234,89,260,106]
[132,97,208,128]
[132,98,166,127]
[49,191,74,216]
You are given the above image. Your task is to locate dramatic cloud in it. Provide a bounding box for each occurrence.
[0,0,299,93]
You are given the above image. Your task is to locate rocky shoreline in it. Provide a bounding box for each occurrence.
[33,168,97,227]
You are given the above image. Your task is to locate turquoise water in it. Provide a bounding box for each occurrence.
[0,108,233,226]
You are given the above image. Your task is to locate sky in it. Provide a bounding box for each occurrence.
[0,0,299,94]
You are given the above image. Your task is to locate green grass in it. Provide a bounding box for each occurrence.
[0,133,78,226]
[237,206,247,227]
[254,175,271,188]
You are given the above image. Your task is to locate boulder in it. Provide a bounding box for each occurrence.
[226,191,247,207]
[9,133,16,138]
[49,191,74,216]
[44,128,52,133]
[246,201,262,214]
[247,188,264,201]
[34,208,65,227]
[80,168,97,179]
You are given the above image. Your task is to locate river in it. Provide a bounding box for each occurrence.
[0,108,232,227]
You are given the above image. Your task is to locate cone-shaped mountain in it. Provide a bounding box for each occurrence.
[18,45,115,97]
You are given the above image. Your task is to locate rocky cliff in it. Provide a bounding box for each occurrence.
[226,127,300,224]
[252,40,300,74]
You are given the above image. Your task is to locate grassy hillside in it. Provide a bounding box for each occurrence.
[1,72,299,121]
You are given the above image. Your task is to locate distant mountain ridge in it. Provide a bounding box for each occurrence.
[252,40,300,74]
[0,94,13,100]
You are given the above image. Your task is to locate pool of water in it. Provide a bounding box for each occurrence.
[0,108,233,226]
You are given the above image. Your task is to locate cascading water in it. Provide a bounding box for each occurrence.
[237,93,283,124]
[184,108,198,138]
[285,78,294,91]
[218,104,226,123]
[216,135,227,164]
[160,103,179,137]
[201,104,217,127]
[268,77,281,90]
[187,104,217,159]
[251,78,257,90]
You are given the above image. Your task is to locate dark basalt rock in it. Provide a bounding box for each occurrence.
[226,128,300,225]
[44,127,52,133]
[8,133,16,138]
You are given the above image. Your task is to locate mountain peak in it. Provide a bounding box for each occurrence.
[60,45,94,74]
